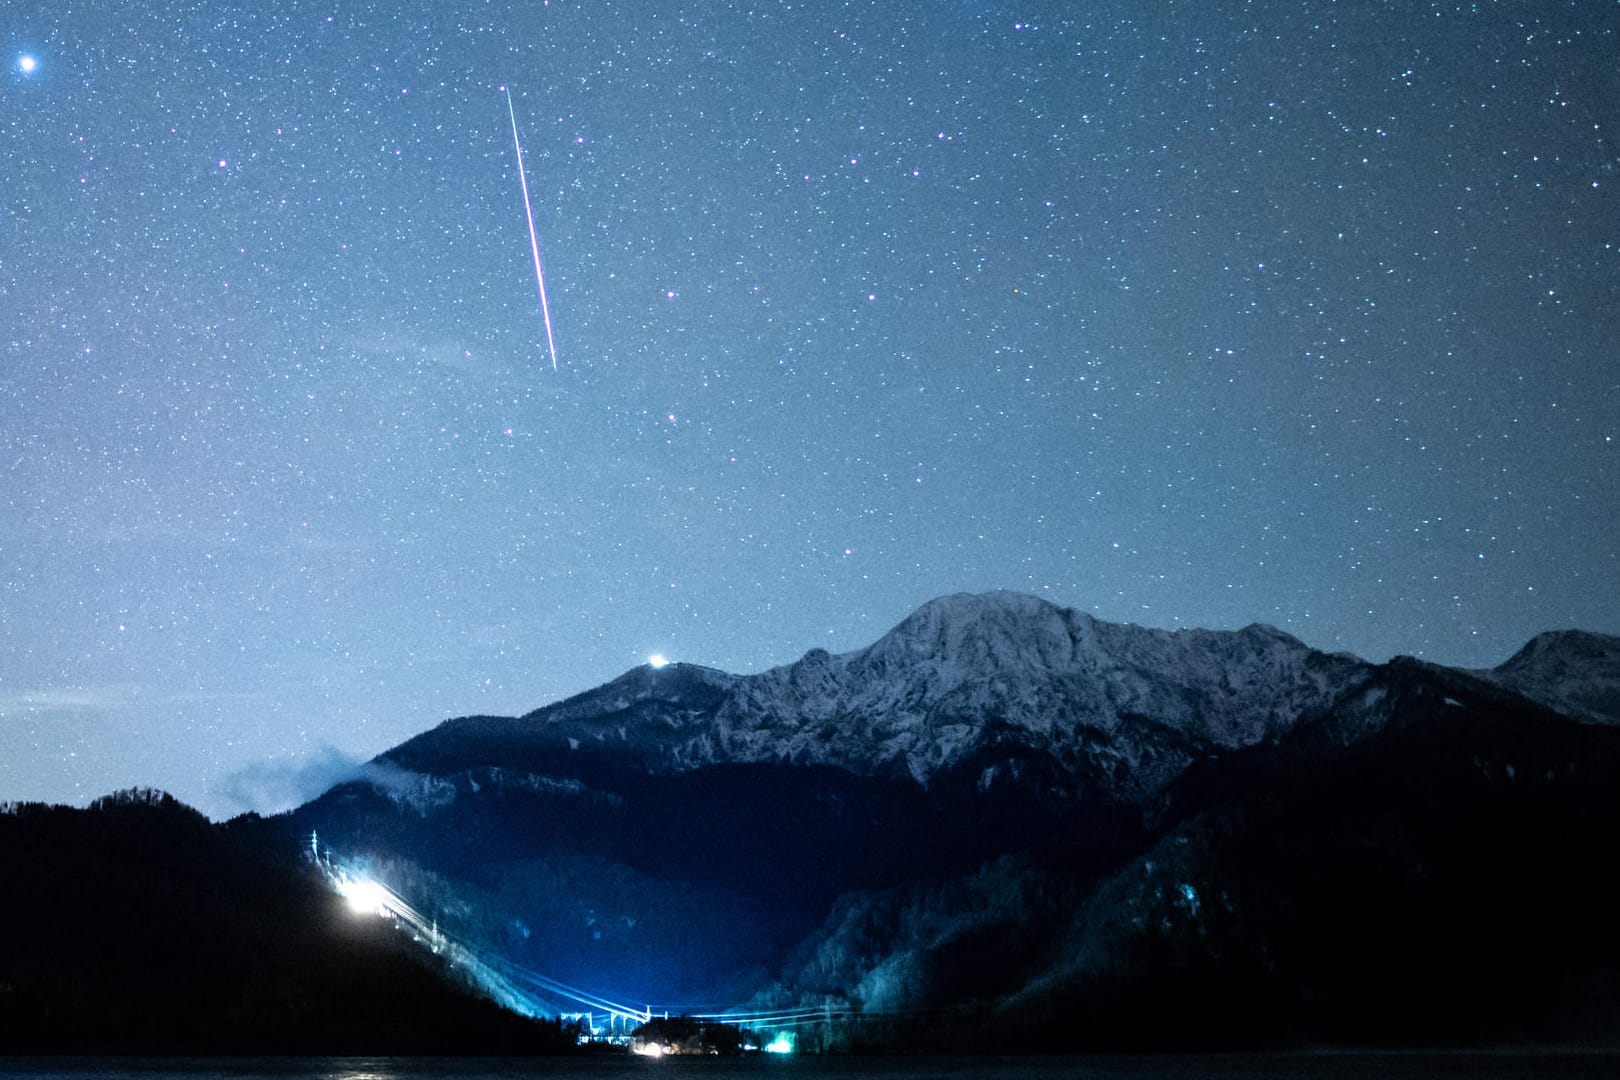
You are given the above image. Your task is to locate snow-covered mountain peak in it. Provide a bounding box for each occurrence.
[699,592,1369,794]
[392,594,1620,805]
[1481,629,1620,725]
[855,590,1098,678]
[1496,629,1619,670]
[388,591,1379,800]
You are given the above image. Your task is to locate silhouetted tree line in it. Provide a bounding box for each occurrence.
[0,791,579,1054]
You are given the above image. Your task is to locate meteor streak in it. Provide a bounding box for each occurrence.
[502,85,558,370]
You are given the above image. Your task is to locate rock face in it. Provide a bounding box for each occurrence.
[277,592,1620,1049]
[1479,629,1620,726]
[386,591,1371,804]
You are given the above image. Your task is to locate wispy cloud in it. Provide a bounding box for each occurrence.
[0,684,139,715]
[217,746,427,816]
[344,330,512,380]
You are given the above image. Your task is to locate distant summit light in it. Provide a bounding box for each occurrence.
[648,654,669,669]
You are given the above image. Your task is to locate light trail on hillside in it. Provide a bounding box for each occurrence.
[314,834,649,1022]
[311,833,980,1042]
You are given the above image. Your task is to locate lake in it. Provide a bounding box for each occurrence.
[2,1054,1619,1080]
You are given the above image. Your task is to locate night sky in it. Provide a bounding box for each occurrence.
[4,1,1617,818]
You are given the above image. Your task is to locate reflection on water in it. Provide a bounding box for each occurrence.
[4,1054,1620,1080]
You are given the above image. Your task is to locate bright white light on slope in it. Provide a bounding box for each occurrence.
[337,876,391,916]
[648,654,669,669]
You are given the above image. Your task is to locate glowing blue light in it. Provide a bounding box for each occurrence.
[764,1032,795,1054]
[18,55,38,75]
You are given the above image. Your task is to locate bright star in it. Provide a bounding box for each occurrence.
[18,55,38,74]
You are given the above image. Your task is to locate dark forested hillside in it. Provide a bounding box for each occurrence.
[0,789,574,1055]
[751,659,1620,1050]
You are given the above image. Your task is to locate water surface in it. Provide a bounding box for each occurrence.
[3,1054,1618,1080]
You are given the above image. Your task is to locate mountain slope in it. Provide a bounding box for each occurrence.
[1480,629,1620,725]
[278,591,1620,1048]
[754,656,1620,1050]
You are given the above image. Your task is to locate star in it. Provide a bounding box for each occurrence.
[0,1,1614,819]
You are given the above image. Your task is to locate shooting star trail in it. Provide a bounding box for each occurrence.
[502,85,558,371]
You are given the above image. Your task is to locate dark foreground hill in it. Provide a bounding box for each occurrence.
[0,789,575,1055]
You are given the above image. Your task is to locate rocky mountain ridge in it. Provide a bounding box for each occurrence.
[385,592,1620,811]
[388,591,1385,803]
